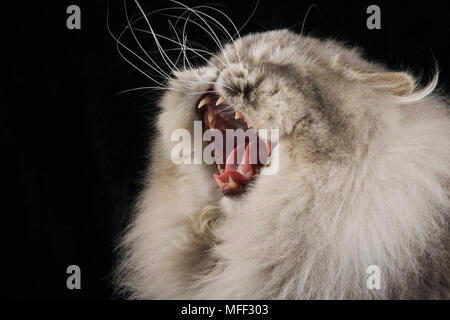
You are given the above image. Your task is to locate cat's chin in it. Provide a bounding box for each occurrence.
[195,92,272,196]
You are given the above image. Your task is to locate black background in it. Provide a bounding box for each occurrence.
[2,0,450,299]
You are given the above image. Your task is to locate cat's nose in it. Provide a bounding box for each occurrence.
[215,63,250,96]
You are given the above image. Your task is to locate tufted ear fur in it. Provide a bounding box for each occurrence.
[330,53,415,97]
[357,71,415,96]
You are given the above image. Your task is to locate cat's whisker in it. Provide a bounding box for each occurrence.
[131,27,222,73]
[182,35,195,70]
[116,5,202,83]
[123,0,171,81]
[176,8,230,70]
[133,0,181,77]
[144,47,194,55]
[107,3,167,87]
[173,9,199,70]
[169,1,235,75]
[121,5,213,78]
[114,26,222,92]
[176,25,219,55]
[112,1,239,94]
[167,19,189,70]
[116,40,165,86]
[197,4,242,40]
[123,3,224,67]
[233,0,259,39]
[162,14,230,69]
[179,13,192,70]
[170,1,228,56]
[119,1,241,90]
[183,6,242,86]
[117,86,185,95]
[119,86,227,98]
[165,10,231,71]
[194,4,243,66]
[116,25,169,84]
[119,5,188,29]
[164,13,227,67]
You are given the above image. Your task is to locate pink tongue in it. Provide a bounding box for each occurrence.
[214,141,270,193]
[213,142,256,192]
[224,143,255,179]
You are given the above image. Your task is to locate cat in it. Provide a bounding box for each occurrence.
[114,29,450,299]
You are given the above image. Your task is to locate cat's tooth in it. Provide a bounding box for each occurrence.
[216,96,226,106]
[198,96,210,109]
[235,111,243,120]
[228,176,238,189]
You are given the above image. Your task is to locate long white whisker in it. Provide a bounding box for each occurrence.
[122,27,231,90]
[167,19,186,69]
[131,27,222,73]
[119,4,198,74]
[123,0,170,80]
[116,24,168,83]
[116,39,163,85]
[164,11,228,66]
[163,14,230,67]
[107,2,166,85]
[175,6,241,86]
[169,0,232,67]
[193,4,243,65]
[133,0,180,75]
[110,1,239,95]
[197,4,242,39]
[180,10,198,70]
[233,0,259,38]
[117,86,185,95]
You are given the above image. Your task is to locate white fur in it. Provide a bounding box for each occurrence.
[115,31,450,299]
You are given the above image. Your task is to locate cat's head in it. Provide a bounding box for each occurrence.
[159,29,422,196]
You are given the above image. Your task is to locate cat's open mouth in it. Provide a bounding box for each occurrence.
[196,93,271,195]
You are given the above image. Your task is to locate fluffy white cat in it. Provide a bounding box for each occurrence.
[114,30,450,299]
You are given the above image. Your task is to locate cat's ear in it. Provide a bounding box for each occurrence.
[357,71,415,96]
